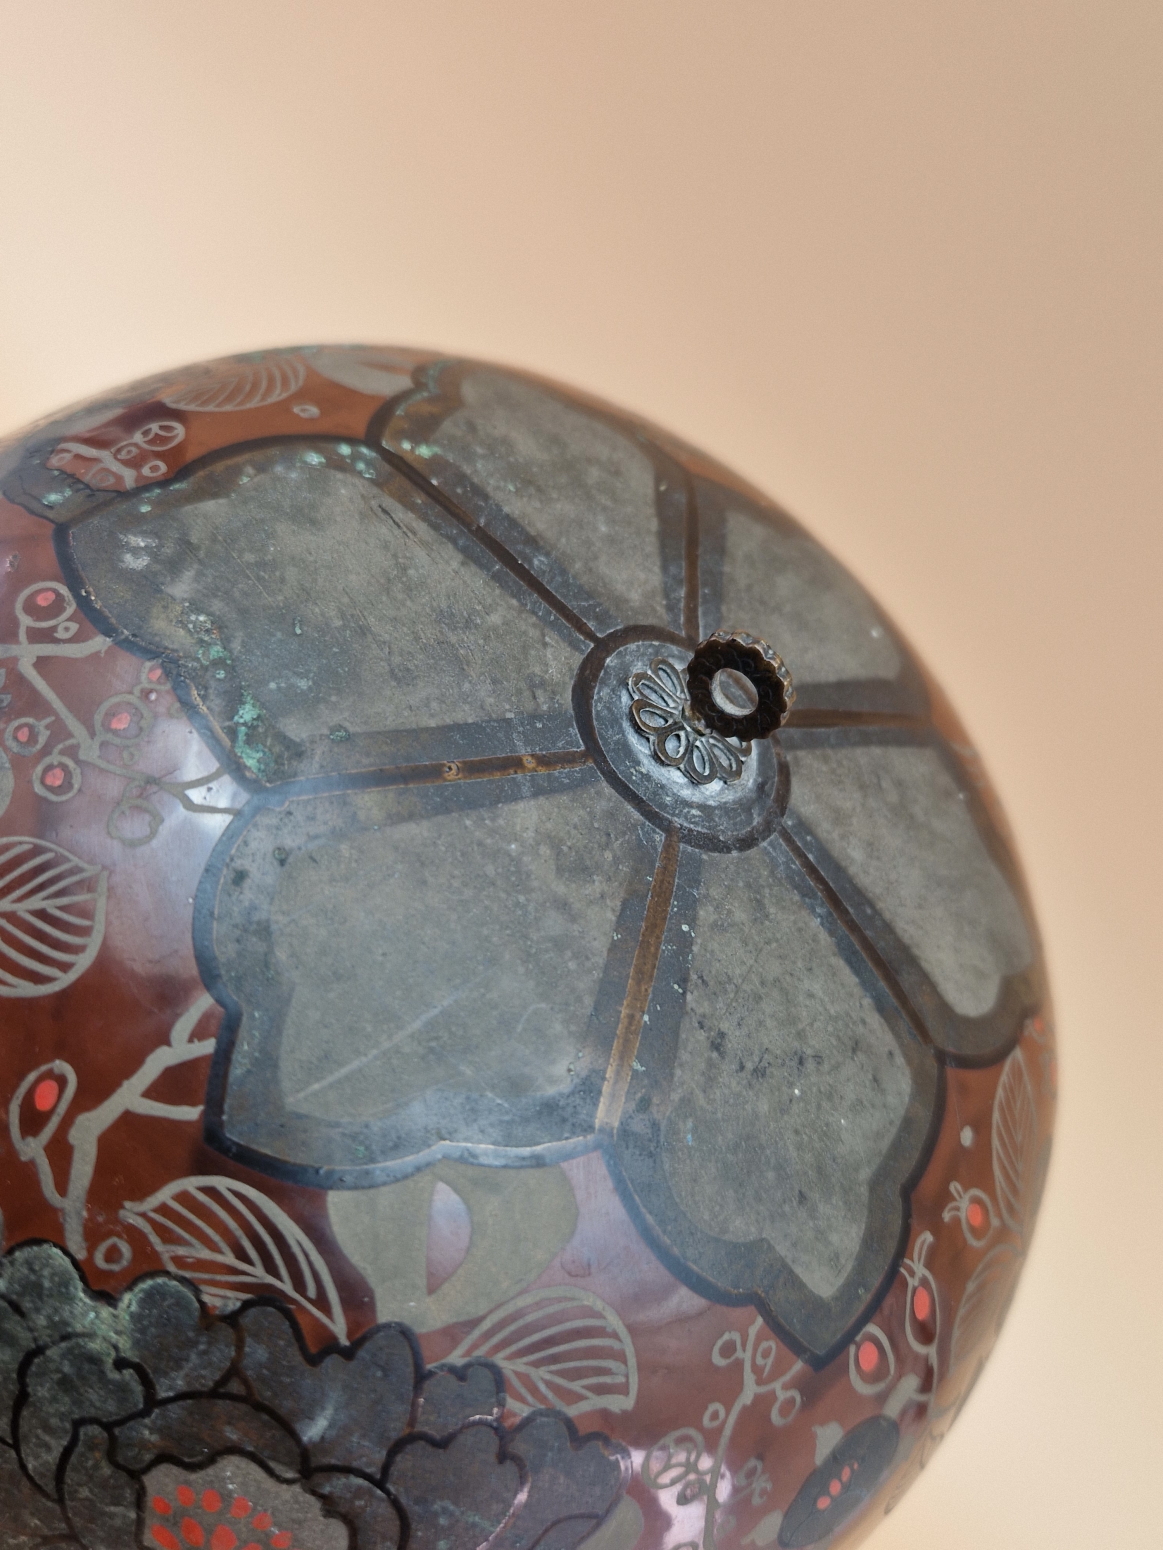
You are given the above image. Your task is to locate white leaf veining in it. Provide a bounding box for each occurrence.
[447,1286,638,1417]
[0,837,107,998]
[121,1175,346,1341]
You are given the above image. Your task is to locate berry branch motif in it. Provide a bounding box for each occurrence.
[886,1028,1050,1514]
[639,1225,945,1547]
[642,1318,804,1550]
[9,992,218,1261]
[1,579,238,844]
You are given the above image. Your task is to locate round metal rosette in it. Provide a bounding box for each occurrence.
[0,345,1054,1550]
[576,628,787,850]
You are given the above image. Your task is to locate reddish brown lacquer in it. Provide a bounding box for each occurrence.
[0,347,1054,1550]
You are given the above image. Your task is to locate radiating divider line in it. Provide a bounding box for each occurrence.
[379,445,600,645]
[595,827,681,1131]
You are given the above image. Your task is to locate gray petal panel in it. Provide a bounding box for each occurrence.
[434,371,667,629]
[611,841,936,1360]
[662,845,914,1297]
[68,442,584,782]
[207,771,657,1180]
[786,743,1032,1019]
[717,504,900,687]
[275,781,642,1122]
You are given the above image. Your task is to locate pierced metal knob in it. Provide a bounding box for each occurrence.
[685,630,795,741]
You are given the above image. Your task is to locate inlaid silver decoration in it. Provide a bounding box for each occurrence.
[627,656,749,786]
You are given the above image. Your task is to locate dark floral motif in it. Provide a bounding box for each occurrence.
[627,655,748,785]
[0,1241,628,1550]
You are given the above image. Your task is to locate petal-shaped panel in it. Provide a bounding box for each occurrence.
[413,369,671,632]
[611,841,937,1361]
[203,769,659,1184]
[696,481,927,715]
[782,733,1038,1060]
[65,440,586,783]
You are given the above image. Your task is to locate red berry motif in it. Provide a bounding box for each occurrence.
[32,1078,59,1112]
[856,1339,879,1375]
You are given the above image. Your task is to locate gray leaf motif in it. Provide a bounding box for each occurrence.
[446,1287,638,1418]
[991,1046,1037,1236]
[160,355,307,413]
[120,1175,347,1342]
[948,1243,1022,1371]
[0,837,108,998]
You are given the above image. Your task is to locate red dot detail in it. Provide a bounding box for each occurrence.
[252,1514,273,1532]
[152,1529,181,1550]
[211,1528,238,1550]
[33,1078,60,1112]
[109,710,132,731]
[14,726,29,742]
[181,1520,205,1547]
[913,1286,932,1322]
[34,590,56,607]
[857,1339,879,1374]
[153,1497,174,1516]
[42,766,65,788]
[816,1496,831,1512]
[271,1535,292,1549]
[967,1201,985,1228]
[841,1465,851,1482]
[177,1487,196,1507]
[201,1491,222,1514]
[829,1479,842,1497]
[148,666,164,681]
[229,1500,252,1520]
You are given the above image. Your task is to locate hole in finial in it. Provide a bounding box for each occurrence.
[710,667,760,718]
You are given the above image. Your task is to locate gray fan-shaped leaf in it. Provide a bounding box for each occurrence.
[0,837,107,998]
[120,1175,346,1340]
[447,1288,638,1417]
[949,1244,1022,1371]
[992,1047,1037,1235]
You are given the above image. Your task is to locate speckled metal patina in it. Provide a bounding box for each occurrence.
[0,347,1054,1550]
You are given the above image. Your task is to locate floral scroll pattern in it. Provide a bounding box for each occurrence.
[887,1022,1052,1512]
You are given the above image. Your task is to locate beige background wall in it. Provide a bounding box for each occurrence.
[1,4,1158,1546]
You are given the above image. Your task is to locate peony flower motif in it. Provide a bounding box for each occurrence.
[627,656,748,785]
[0,1242,628,1550]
